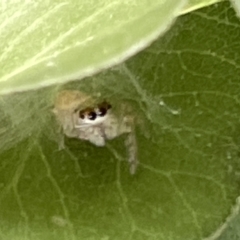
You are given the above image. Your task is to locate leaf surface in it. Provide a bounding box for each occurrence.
[0,1,240,240]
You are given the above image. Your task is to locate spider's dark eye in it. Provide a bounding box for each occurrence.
[88,111,97,120]
[97,101,112,116]
[98,107,107,117]
[79,110,85,119]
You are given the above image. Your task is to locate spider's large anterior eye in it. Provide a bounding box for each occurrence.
[88,111,97,120]
[97,101,112,116]
[79,110,85,119]
[98,107,107,117]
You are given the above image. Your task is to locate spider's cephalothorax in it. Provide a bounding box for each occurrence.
[53,90,138,175]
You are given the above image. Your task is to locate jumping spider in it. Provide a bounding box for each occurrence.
[53,90,138,174]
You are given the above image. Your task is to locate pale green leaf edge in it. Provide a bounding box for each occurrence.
[180,0,224,15]
[230,0,240,17]
[0,1,187,95]
[203,197,240,240]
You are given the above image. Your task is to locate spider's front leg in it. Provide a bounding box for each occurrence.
[122,115,139,175]
[103,110,139,174]
[78,126,106,147]
[125,131,138,175]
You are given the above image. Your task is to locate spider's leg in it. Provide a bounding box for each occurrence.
[58,127,65,150]
[79,126,106,147]
[89,131,106,146]
[125,129,138,175]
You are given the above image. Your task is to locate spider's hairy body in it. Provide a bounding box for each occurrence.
[53,90,138,174]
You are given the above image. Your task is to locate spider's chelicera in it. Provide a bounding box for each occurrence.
[53,90,138,175]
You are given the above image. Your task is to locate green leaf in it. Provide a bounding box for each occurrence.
[0,0,186,94]
[0,1,240,240]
